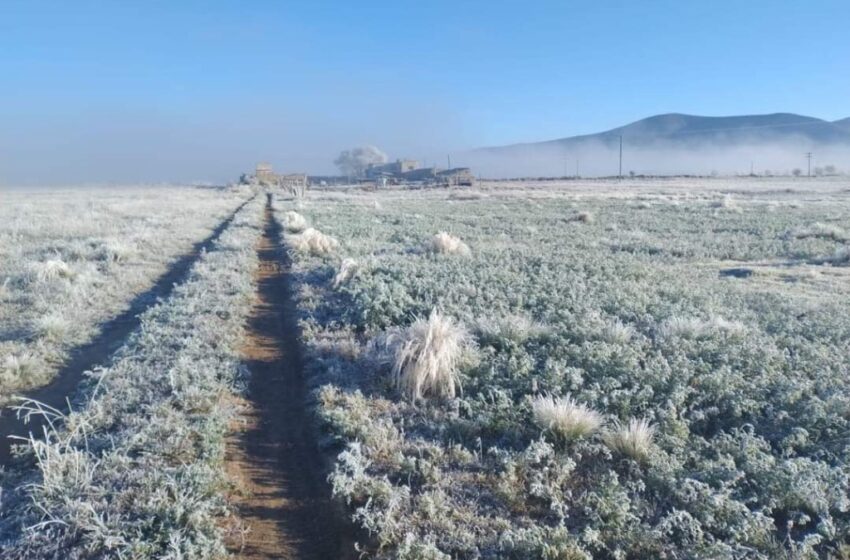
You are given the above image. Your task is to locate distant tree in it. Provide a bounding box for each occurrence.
[814,167,824,177]
[825,165,837,175]
[792,168,802,177]
[334,146,388,178]
[629,170,636,178]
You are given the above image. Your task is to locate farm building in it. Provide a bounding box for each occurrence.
[365,159,475,186]
[241,163,308,192]
[365,159,419,180]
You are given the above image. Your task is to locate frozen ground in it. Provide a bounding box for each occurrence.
[282,177,850,559]
[0,186,247,401]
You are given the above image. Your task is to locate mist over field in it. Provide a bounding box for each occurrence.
[461,141,850,178]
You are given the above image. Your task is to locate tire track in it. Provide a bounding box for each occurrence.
[225,194,354,559]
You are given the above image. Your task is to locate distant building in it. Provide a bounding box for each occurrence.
[242,163,308,192]
[255,162,276,185]
[365,159,419,180]
[365,159,474,186]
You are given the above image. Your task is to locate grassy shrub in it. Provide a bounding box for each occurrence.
[531,394,603,440]
[33,312,72,342]
[604,418,656,461]
[333,258,359,288]
[288,227,339,256]
[389,310,472,401]
[428,232,471,256]
[791,222,847,241]
[283,210,308,233]
[33,258,75,282]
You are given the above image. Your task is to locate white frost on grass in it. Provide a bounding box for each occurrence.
[2,194,266,558]
[283,210,308,233]
[33,259,76,282]
[428,232,471,256]
[604,418,656,462]
[532,394,603,441]
[288,227,339,256]
[389,309,473,401]
[333,258,359,288]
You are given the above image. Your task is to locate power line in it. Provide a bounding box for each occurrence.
[618,135,623,178]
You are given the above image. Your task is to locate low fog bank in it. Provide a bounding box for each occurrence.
[461,141,850,178]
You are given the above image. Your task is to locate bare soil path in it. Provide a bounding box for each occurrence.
[225,195,354,559]
[0,195,256,466]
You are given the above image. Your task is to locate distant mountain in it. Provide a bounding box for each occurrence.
[480,113,850,154]
[834,117,850,132]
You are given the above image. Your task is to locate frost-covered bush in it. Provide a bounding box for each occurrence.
[33,258,75,282]
[604,418,655,461]
[389,309,472,401]
[283,210,308,232]
[532,394,603,440]
[288,227,339,256]
[428,232,470,256]
[333,258,359,288]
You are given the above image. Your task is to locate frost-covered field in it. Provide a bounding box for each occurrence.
[0,193,264,558]
[0,187,247,401]
[279,178,850,559]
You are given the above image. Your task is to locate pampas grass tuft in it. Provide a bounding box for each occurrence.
[333,258,359,288]
[389,309,473,401]
[532,394,603,440]
[283,211,307,233]
[288,227,339,256]
[428,232,470,256]
[604,418,656,461]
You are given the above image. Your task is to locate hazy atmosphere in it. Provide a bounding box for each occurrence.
[4,3,850,559]
[1,0,849,184]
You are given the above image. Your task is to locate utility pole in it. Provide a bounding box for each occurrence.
[806,152,812,177]
[447,154,452,170]
[618,135,623,178]
[576,158,580,178]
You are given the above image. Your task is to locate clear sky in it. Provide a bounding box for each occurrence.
[1,0,849,183]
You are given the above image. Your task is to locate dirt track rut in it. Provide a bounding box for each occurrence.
[225,195,353,559]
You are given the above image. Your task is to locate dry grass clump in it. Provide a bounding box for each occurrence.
[532,394,603,441]
[448,191,486,201]
[97,240,137,263]
[34,259,76,282]
[0,277,10,301]
[283,210,308,233]
[791,222,847,242]
[1,353,40,385]
[477,314,548,346]
[831,246,850,265]
[428,232,471,256]
[711,195,743,212]
[659,315,746,339]
[604,418,656,461]
[572,211,595,224]
[389,309,473,401]
[333,258,359,288]
[602,320,635,344]
[34,312,73,342]
[288,227,339,256]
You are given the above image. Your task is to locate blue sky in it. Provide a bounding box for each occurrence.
[1,0,849,183]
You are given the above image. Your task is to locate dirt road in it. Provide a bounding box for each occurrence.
[225,195,353,559]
